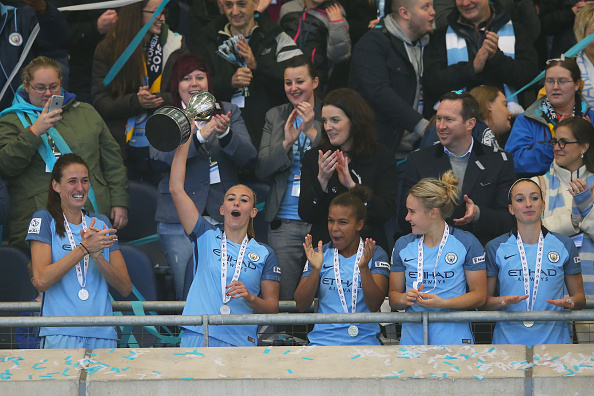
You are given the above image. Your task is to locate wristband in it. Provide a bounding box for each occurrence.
[79,243,90,255]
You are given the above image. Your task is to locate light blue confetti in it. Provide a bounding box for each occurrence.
[551,357,560,361]
[574,366,580,372]
[445,355,457,360]
[397,370,405,374]
[454,366,460,371]
[488,348,495,352]
[397,356,410,359]
[87,353,97,356]
[180,377,194,379]
[442,373,447,378]
[263,347,271,354]
[460,354,470,359]
[477,359,485,363]
[41,378,55,381]
[302,357,314,361]
[385,375,398,378]
[443,361,453,366]
[108,348,116,353]
[516,368,529,371]
[287,369,293,374]
[64,356,72,360]
[62,369,70,377]
[110,368,121,373]
[283,350,290,355]
[28,375,32,379]
[473,375,483,380]
[122,367,131,371]
[153,371,162,375]
[351,355,361,359]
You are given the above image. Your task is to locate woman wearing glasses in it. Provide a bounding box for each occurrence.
[531,117,594,341]
[0,56,128,251]
[92,0,184,185]
[505,57,594,178]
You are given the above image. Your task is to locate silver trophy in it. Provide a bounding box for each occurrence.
[146,91,216,152]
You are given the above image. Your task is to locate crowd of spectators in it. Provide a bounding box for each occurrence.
[1,0,594,348]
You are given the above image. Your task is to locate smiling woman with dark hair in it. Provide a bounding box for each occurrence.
[298,88,398,251]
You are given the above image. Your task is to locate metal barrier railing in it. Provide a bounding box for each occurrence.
[2,296,594,313]
[1,309,594,346]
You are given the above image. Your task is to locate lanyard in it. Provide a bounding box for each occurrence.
[415,224,449,292]
[333,239,365,314]
[294,133,309,160]
[63,213,88,290]
[221,232,248,304]
[516,231,544,311]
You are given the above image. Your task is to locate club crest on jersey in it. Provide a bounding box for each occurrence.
[548,251,560,263]
[248,252,259,262]
[445,252,458,264]
[9,32,23,46]
[28,218,42,234]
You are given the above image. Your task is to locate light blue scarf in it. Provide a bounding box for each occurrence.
[0,89,99,212]
[446,19,518,103]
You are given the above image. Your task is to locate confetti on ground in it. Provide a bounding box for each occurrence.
[473,375,483,380]
[283,350,290,355]
[302,357,314,361]
[287,369,293,374]
[263,348,271,354]
[351,355,361,359]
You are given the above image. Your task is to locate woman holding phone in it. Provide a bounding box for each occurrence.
[0,56,128,251]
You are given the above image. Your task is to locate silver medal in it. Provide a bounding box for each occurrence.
[523,321,534,328]
[348,324,359,337]
[78,288,89,301]
[220,304,231,315]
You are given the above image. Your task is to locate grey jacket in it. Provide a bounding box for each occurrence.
[256,101,322,222]
[150,102,256,224]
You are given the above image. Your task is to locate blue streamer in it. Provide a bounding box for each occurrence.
[507,30,594,100]
[103,0,171,86]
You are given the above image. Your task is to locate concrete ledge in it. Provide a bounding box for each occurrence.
[3,344,594,395]
[0,348,84,395]
[532,344,594,396]
[85,345,526,395]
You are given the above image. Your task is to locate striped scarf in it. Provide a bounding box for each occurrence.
[445,19,517,103]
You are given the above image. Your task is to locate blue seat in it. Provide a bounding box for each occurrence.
[0,246,37,302]
[117,180,158,242]
[109,244,158,301]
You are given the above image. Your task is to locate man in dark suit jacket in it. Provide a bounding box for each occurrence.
[400,91,516,246]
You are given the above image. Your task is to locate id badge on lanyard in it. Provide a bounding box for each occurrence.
[291,174,301,197]
[210,161,221,184]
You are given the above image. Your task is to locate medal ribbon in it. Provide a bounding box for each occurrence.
[333,239,365,314]
[516,231,544,311]
[221,232,248,305]
[416,224,449,293]
[63,213,89,291]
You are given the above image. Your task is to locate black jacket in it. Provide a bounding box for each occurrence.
[350,23,430,151]
[193,12,301,149]
[299,144,399,252]
[0,1,68,110]
[423,2,539,112]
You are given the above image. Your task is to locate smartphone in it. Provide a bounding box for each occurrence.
[48,95,64,112]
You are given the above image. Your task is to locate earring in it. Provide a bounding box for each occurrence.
[582,152,585,158]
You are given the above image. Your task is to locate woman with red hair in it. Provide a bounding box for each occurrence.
[150,53,257,300]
